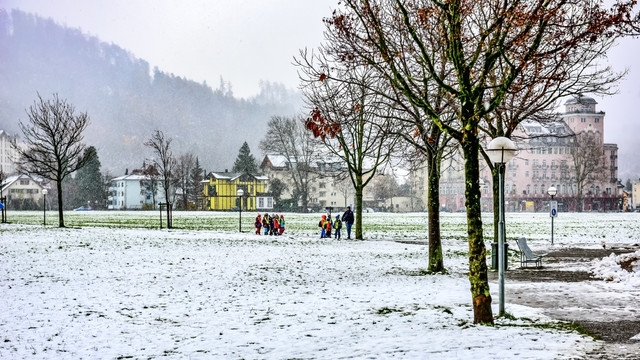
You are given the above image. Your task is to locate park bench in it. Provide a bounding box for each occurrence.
[515,237,547,268]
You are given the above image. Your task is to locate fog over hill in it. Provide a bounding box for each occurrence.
[0,9,302,175]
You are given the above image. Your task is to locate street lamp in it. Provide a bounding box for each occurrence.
[237,188,244,232]
[42,189,48,226]
[486,136,517,317]
[548,186,558,245]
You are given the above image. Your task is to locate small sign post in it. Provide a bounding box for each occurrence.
[550,200,558,244]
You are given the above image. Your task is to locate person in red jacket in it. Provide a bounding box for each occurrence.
[254,214,262,235]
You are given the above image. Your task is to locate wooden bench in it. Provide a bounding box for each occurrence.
[515,237,547,268]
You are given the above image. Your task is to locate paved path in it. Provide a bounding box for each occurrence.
[491,244,640,359]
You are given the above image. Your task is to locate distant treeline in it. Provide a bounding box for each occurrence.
[0,9,301,174]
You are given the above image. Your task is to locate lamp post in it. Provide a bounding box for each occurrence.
[548,186,557,245]
[237,188,244,232]
[42,189,48,226]
[486,137,517,316]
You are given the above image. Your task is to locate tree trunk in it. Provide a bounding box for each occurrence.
[355,174,363,240]
[462,136,493,324]
[427,147,444,273]
[56,178,65,227]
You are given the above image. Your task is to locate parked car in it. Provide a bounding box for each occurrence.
[73,206,92,211]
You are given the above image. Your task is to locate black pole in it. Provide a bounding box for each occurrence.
[43,194,46,226]
[239,197,242,232]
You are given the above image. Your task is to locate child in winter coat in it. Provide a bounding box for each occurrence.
[279,215,285,235]
[319,215,327,238]
[273,215,280,235]
[325,215,332,238]
[255,214,262,235]
[334,214,342,239]
[263,214,270,235]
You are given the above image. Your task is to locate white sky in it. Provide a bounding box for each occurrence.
[3,0,640,177]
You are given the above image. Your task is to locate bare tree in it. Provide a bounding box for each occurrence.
[11,93,92,227]
[174,153,196,210]
[144,130,176,218]
[326,0,639,325]
[259,116,319,210]
[570,132,607,212]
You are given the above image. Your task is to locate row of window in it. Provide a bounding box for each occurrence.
[9,188,39,194]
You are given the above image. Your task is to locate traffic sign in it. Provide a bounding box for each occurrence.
[550,200,558,217]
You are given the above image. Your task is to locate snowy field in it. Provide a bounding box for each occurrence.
[1,211,639,359]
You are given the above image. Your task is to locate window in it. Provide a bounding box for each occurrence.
[267,198,273,208]
[20,180,29,185]
[258,198,264,208]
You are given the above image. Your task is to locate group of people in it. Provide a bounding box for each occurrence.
[255,213,285,236]
[252,206,355,239]
[319,206,354,240]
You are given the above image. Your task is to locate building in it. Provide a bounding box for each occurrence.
[508,95,622,212]
[202,171,272,211]
[0,174,47,210]
[108,165,167,210]
[409,95,622,212]
[0,130,18,175]
[260,154,352,210]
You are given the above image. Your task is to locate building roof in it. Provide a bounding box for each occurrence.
[565,95,597,105]
[111,174,154,181]
[1,174,46,193]
[208,171,268,181]
[261,154,292,170]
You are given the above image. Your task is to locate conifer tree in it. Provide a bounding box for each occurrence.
[232,141,258,174]
[75,146,103,209]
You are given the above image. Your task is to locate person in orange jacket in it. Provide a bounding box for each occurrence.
[319,214,327,238]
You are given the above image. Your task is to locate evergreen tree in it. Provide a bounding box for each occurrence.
[190,157,204,209]
[75,146,103,209]
[232,141,258,174]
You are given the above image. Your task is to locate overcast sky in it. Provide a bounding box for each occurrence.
[3,0,640,177]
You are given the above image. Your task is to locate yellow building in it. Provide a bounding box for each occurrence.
[203,171,273,211]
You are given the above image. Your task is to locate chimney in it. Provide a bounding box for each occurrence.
[125,168,128,175]
[225,169,228,173]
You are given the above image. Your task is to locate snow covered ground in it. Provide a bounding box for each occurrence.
[1,211,638,359]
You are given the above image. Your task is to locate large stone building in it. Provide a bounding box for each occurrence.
[410,95,623,212]
[508,95,622,212]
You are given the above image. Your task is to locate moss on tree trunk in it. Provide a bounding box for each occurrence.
[427,147,444,273]
[462,136,493,324]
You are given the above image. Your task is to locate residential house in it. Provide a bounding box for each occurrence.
[260,154,356,210]
[202,170,272,211]
[0,174,47,210]
[108,166,167,210]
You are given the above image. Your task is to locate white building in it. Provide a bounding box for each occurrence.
[0,174,47,209]
[0,130,18,175]
[108,174,166,210]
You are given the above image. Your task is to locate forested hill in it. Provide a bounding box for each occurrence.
[0,9,301,174]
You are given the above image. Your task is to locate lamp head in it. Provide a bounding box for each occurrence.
[486,137,517,164]
[547,186,557,197]
[42,189,48,195]
[237,188,244,197]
